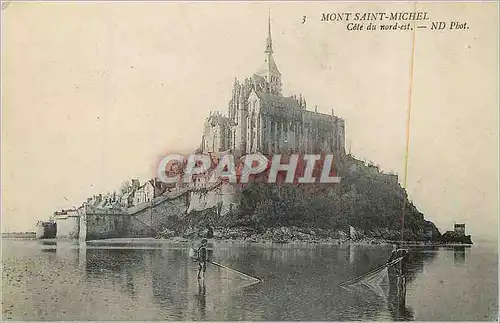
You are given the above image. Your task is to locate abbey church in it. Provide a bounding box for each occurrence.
[200,16,346,156]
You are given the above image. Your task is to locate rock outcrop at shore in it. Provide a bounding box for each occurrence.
[440,231,473,244]
[157,154,443,243]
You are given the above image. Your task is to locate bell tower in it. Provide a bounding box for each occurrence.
[256,12,282,96]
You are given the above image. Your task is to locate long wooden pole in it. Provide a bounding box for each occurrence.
[401,1,418,244]
[209,260,262,282]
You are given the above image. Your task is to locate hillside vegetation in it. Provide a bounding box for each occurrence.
[158,154,443,243]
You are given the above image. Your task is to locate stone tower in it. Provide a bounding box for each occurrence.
[236,84,248,155]
[206,12,346,157]
[255,12,281,96]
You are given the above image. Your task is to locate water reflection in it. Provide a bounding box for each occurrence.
[340,246,441,321]
[387,274,414,320]
[387,247,439,320]
[150,249,189,319]
[405,246,440,282]
[196,279,207,320]
[454,246,466,265]
[39,239,57,253]
[348,244,357,264]
[78,242,87,269]
[6,240,444,321]
[39,240,57,246]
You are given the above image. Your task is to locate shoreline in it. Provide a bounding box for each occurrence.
[3,237,474,247]
[79,237,473,247]
[156,225,473,246]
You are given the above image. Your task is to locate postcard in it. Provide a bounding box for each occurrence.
[1,1,498,321]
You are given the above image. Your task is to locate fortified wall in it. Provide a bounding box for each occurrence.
[54,181,240,241]
[55,215,80,239]
[187,182,240,216]
[79,192,189,240]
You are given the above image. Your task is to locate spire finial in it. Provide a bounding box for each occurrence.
[268,9,271,35]
[265,10,273,54]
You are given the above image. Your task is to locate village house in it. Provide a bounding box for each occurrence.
[134,180,155,205]
[120,190,135,208]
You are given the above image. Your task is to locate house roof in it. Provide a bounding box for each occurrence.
[108,201,124,210]
[121,191,135,199]
[255,91,301,111]
[90,199,101,208]
[251,73,266,83]
[137,180,154,191]
[96,199,109,208]
[256,54,281,77]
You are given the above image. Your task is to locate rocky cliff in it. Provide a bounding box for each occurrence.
[158,154,442,242]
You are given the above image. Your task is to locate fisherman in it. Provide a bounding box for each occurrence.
[197,239,208,280]
[206,225,214,239]
[400,249,410,274]
[388,245,399,262]
[388,245,410,275]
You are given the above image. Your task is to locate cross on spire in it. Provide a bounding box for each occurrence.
[265,10,273,54]
[256,10,281,95]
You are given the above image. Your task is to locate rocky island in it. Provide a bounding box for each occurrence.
[155,153,467,245]
[40,15,472,246]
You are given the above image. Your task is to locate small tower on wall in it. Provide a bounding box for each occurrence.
[228,78,240,123]
[235,87,248,156]
[256,12,282,96]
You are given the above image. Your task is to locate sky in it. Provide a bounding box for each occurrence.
[1,2,498,241]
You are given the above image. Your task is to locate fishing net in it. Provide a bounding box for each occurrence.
[340,256,404,298]
[188,247,198,261]
[342,266,389,296]
[346,266,389,297]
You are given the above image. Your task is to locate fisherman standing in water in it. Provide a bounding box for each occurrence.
[388,245,410,274]
[197,239,208,280]
[206,225,214,239]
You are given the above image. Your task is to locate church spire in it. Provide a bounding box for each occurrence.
[265,10,273,54]
[255,10,281,95]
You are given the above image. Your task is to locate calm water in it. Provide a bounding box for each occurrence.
[2,239,498,321]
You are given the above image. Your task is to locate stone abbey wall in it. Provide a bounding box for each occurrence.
[78,191,191,241]
[187,183,240,216]
[54,215,80,239]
